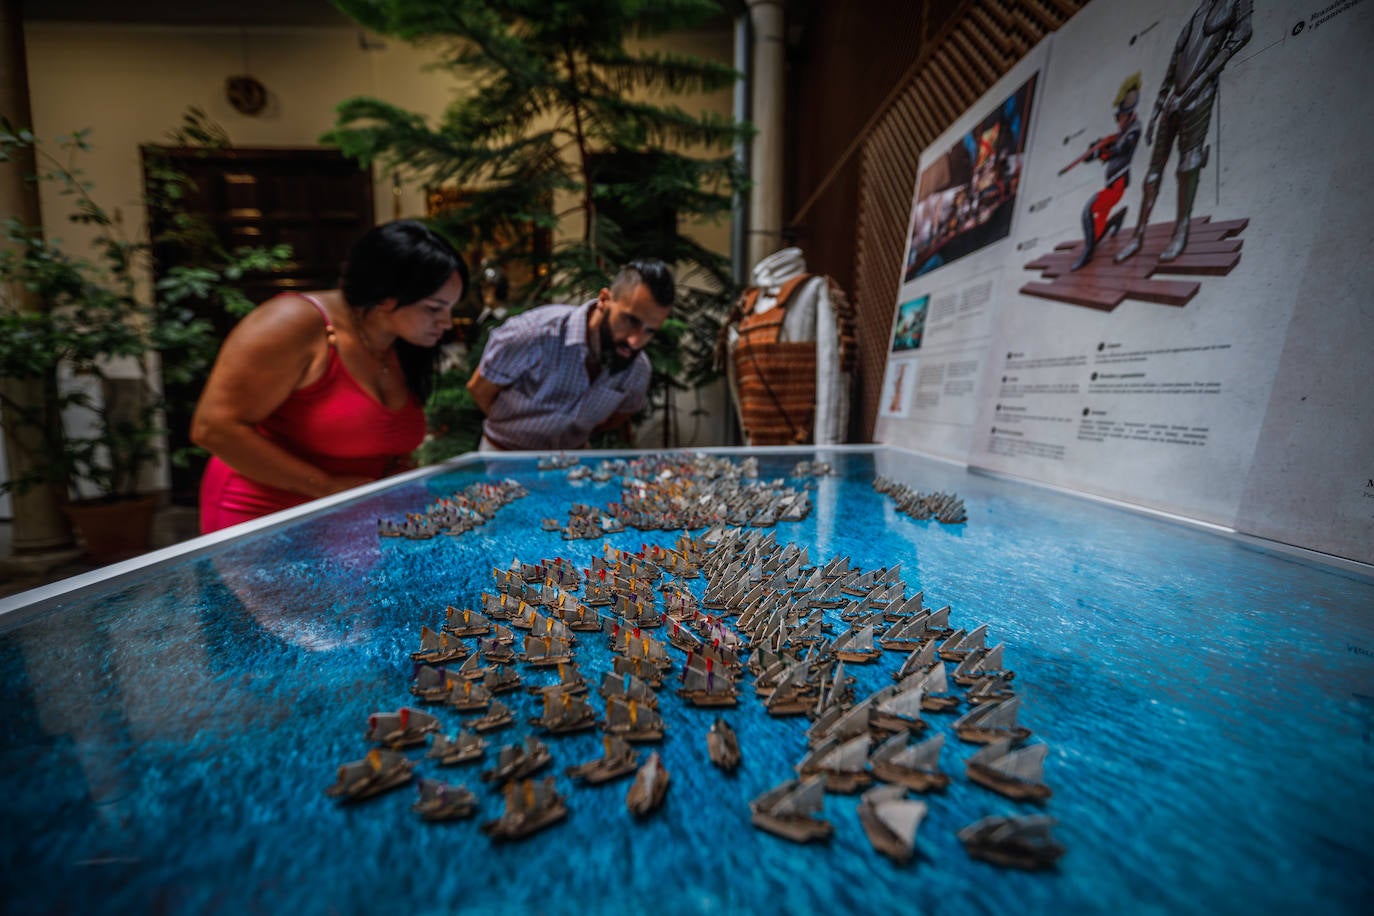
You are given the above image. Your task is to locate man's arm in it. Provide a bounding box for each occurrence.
[466,369,505,415]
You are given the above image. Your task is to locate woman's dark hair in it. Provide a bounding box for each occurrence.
[339,220,468,402]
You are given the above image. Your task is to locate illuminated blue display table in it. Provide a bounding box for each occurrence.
[1,447,1370,914]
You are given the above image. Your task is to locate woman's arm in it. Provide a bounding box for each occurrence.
[190,295,372,498]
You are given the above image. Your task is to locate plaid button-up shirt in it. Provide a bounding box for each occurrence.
[478,300,650,450]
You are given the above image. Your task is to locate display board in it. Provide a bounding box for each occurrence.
[875,0,1374,564]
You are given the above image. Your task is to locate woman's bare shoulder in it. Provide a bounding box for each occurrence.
[230,291,336,347]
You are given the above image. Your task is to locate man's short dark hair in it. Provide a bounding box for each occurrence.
[611,259,675,309]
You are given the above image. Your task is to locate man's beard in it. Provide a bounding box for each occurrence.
[599,320,638,374]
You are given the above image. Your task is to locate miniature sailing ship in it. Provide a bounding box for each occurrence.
[603,695,665,742]
[325,749,414,802]
[529,689,597,734]
[953,695,1032,744]
[598,671,659,708]
[481,776,568,841]
[411,625,469,665]
[939,623,987,662]
[965,739,1052,802]
[482,735,553,784]
[707,717,741,772]
[869,684,928,737]
[676,655,739,707]
[868,731,950,792]
[365,707,440,749]
[470,699,515,733]
[444,605,492,637]
[566,735,639,785]
[952,643,1013,687]
[411,664,457,703]
[957,814,1065,870]
[428,728,487,765]
[479,634,517,665]
[749,776,833,843]
[529,661,589,698]
[521,633,575,667]
[626,751,670,816]
[412,777,478,821]
[857,784,928,865]
[830,623,882,663]
[797,733,873,793]
[966,673,1016,706]
[445,677,492,713]
[899,661,960,712]
[613,654,664,688]
[483,664,522,695]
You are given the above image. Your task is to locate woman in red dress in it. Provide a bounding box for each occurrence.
[192,221,467,533]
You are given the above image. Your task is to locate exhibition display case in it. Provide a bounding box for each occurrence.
[2,447,1370,913]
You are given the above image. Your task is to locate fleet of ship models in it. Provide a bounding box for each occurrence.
[377,479,529,539]
[330,503,1061,870]
[872,476,967,525]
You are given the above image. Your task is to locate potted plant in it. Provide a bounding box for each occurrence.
[0,123,285,560]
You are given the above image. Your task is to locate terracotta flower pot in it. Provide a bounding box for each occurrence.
[62,494,157,563]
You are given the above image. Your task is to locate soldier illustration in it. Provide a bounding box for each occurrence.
[1060,74,1142,271]
[1116,0,1253,264]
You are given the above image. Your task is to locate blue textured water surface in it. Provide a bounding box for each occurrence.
[2,448,1372,915]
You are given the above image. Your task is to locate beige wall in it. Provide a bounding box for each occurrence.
[17,19,739,460]
[22,20,735,273]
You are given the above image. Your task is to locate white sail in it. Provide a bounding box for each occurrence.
[952,650,984,680]
[978,643,1005,673]
[818,733,870,773]
[853,624,874,652]
[875,797,927,847]
[956,694,1021,730]
[922,661,949,694]
[772,776,826,816]
[925,605,951,629]
[962,623,988,653]
[877,685,926,720]
[981,741,1047,783]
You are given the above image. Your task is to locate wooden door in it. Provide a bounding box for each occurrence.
[142,147,374,503]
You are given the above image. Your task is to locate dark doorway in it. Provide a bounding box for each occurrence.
[141,147,374,504]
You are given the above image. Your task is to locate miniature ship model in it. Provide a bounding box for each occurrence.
[566,735,639,785]
[857,784,928,864]
[602,695,665,742]
[529,689,597,734]
[869,684,929,737]
[427,729,487,766]
[445,677,493,713]
[957,814,1064,870]
[965,738,1051,801]
[829,623,882,663]
[598,670,659,708]
[797,733,873,793]
[469,699,515,733]
[481,776,569,840]
[411,625,469,664]
[444,605,492,637]
[707,717,741,772]
[482,735,553,784]
[868,731,950,792]
[412,778,478,821]
[325,749,414,802]
[521,633,575,667]
[625,751,670,816]
[411,664,457,703]
[749,776,833,843]
[953,695,1031,744]
[676,655,739,707]
[365,707,440,749]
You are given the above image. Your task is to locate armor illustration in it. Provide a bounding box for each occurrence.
[1116,0,1253,264]
[1060,73,1143,271]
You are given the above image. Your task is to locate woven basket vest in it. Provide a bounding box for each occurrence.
[730,274,856,445]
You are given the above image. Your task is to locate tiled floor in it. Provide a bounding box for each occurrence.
[0,505,201,599]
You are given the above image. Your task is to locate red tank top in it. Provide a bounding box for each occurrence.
[199,294,426,533]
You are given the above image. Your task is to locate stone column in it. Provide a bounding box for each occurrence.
[0,0,76,557]
[746,0,786,269]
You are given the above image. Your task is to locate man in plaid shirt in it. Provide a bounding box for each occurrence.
[467,260,675,450]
